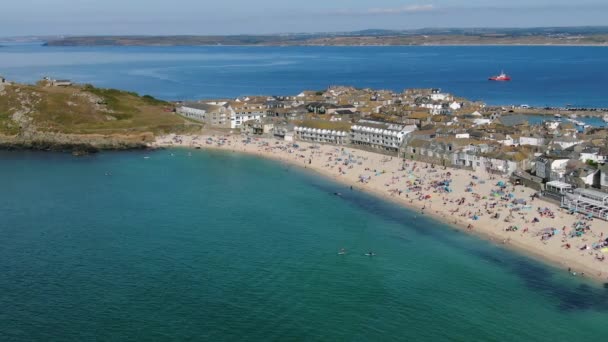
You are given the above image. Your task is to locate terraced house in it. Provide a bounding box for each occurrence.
[350,120,417,153]
[177,102,232,128]
[229,101,266,129]
[294,126,349,145]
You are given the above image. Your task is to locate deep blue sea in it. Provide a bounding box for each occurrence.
[1,44,608,107]
[2,149,608,341]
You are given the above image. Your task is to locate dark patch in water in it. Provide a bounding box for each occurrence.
[304,171,608,312]
[471,247,608,312]
[308,180,451,241]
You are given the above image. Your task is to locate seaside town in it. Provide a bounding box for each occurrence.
[8,0,608,338]
[4,75,608,280]
[174,85,608,197]
[158,84,608,280]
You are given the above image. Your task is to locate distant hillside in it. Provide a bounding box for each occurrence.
[0,82,201,151]
[43,26,608,46]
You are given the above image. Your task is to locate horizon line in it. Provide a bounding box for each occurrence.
[3,25,608,39]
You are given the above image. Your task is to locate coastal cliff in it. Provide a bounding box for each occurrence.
[0,81,202,153]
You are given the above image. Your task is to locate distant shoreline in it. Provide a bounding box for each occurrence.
[42,31,608,47]
[43,43,608,48]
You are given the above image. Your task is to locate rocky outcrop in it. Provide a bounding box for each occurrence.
[0,132,155,154]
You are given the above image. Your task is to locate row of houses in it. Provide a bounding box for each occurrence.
[173,86,608,220]
[176,101,265,129]
[293,120,417,153]
[175,86,479,130]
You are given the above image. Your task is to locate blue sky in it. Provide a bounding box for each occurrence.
[2,0,608,36]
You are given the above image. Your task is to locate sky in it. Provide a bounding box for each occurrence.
[2,0,608,36]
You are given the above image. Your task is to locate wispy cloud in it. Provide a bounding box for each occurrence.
[331,4,437,16]
[327,2,608,17]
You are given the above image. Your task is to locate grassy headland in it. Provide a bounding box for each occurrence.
[0,82,201,151]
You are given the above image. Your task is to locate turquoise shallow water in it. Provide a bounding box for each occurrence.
[2,149,608,341]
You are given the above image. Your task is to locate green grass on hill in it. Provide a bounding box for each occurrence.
[0,83,201,135]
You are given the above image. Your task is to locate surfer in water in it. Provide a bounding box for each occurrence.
[338,248,346,255]
[366,251,375,257]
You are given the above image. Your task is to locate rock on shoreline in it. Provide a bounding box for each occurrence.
[0,132,154,154]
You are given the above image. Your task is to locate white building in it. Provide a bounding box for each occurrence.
[421,103,444,115]
[481,157,519,175]
[232,112,264,129]
[497,134,515,146]
[562,188,608,220]
[473,118,492,126]
[449,101,462,111]
[430,93,451,101]
[294,127,349,145]
[52,79,72,87]
[535,157,570,181]
[177,101,265,129]
[177,102,235,128]
[579,148,606,164]
[545,121,560,130]
[552,136,582,149]
[350,121,416,152]
[519,136,545,146]
[176,103,213,121]
[230,102,266,129]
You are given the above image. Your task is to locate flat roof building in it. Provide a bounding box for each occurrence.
[561,188,608,220]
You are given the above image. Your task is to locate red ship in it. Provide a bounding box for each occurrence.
[489,71,511,81]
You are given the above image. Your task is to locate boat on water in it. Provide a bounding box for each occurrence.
[603,114,608,123]
[567,118,590,129]
[554,113,562,119]
[489,71,511,81]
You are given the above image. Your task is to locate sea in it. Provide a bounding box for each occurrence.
[2,45,608,340]
[0,44,608,107]
[2,149,608,341]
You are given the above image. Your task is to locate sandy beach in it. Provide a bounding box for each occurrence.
[151,134,608,282]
